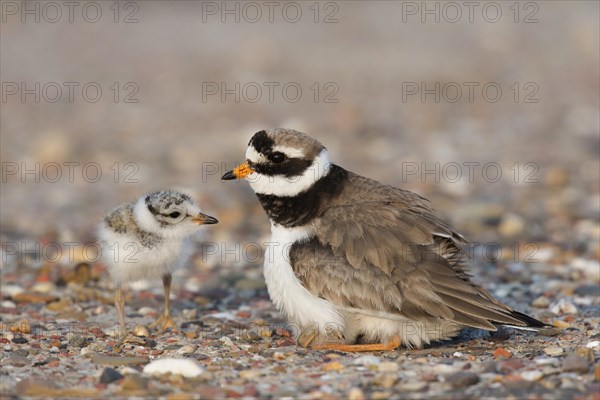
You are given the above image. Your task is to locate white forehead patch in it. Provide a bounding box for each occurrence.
[245,146,266,164]
[247,148,331,197]
[271,145,305,159]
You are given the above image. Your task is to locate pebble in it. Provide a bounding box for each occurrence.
[91,355,148,366]
[10,319,31,334]
[562,354,590,373]
[378,361,399,372]
[347,387,365,400]
[373,373,397,388]
[575,347,595,362]
[446,372,480,388]
[220,336,235,347]
[12,337,28,344]
[550,299,578,315]
[493,348,512,359]
[143,358,205,378]
[498,213,525,237]
[323,361,344,371]
[133,325,149,337]
[532,296,551,308]
[520,370,544,381]
[353,355,381,366]
[239,369,261,379]
[1,301,16,308]
[49,347,59,353]
[121,374,148,391]
[99,367,123,384]
[586,341,600,349]
[543,347,564,356]
[176,345,197,355]
[13,292,59,304]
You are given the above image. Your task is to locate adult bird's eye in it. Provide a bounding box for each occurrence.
[169,211,181,218]
[270,152,286,163]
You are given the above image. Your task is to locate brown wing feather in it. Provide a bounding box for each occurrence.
[298,170,537,330]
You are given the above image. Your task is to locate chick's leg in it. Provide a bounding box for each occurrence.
[149,274,177,332]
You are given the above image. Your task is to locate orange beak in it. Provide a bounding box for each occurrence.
[222,163,254,180]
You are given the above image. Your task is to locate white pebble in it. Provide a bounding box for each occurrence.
[586,341,600,349]
[453,352,465,357]
[550,298,578,315]
[143,358,205,378]
[220,336,235,347]
[353,355,381,366]
[1,301,16,308]
[521,370,544,381]
[50,346,59,353]
[534,356,559,365]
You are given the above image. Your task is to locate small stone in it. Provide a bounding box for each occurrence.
[176,345,197,355]
[553,320,570,329]
[323,361,344,371]
[550,299,578,315]
[520,370,544,381]
[143,358,205,378]
[272,352,286,360]
[69,335,87,348]
[586,341,600,349]
[13,292,59,304]
[353,355,381,366]
[498,213,525,237]
[575,347,595,362]
[373,373,397,388]
[378,361,399,372]
[562,354,590,373]
[240,369,261,379]
[10,319,31,334]
[543,346,564,356]
[532,296,551,308]
[12,337,28,344]
[49,346,59,353]
[133,325,149,337]
[447,372,480,388]
[220,336,235,347]
[493,347,512,359]
[121,374,148,391]
[99,367,124,384]
[348,387,365,400]
[182,309,197,320]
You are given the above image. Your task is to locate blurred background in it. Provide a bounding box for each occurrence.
[1,1,598,284]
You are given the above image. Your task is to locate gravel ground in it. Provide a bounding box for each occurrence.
[1,1,599,399]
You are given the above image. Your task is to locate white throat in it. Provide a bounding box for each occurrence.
[247,148,331,197]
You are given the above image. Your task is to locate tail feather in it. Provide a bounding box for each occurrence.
[502,310,549,331]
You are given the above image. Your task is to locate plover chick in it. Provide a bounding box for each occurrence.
[98,190,217,333]
[222,129,546,352]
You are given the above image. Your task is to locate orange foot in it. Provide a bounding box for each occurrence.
[311,335,401,352]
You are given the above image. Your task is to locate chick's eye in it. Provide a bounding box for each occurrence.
[270,152,286,163]
[168,211,181,218]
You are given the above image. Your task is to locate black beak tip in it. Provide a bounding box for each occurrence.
[205,216,219,225]
[221,171,236,180]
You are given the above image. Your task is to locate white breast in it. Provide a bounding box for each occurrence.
[263,223,344,334]
[98,224,191,285]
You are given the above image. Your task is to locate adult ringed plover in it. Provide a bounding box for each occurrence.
[222,129,546,352]
[98,190,218,333]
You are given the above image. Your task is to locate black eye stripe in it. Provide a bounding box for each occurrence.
[252,158,312,178]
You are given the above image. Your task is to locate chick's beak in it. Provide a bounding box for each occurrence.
[222,163,254,180]
[191,212,218,225]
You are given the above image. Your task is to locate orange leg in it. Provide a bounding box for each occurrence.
[311,335,401,352]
